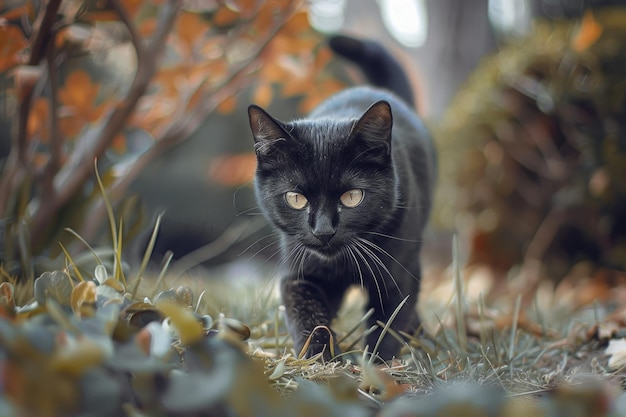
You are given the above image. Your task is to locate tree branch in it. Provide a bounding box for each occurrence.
[28,0,181,249]
[80,1,301,240]
[40,29,63,202]
[0,0,62,218]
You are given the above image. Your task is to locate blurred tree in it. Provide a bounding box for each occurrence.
[0,0,345,278]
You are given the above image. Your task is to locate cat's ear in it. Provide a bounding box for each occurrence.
[348,100,393,158]
[248,105,292,158]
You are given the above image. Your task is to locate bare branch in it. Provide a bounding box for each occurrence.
[80,1,302,239]
[0,0,63,217]
[28,0,181,249]
[20,0,63,164]
[109,0,145,56]
[40,30,63,202]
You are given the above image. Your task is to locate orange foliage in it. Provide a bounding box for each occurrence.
[27,98,50,142]
[57,70,107,139]
[175,12,210,54]
[213,6,241,28]
[208,153,257,186]
[252,10,345,112]
[252,83,273,108]
[119,0,144,19]
[111,133,127,153]
[0,25,27,71]
[573,10,603,52]
[217,95,238,114]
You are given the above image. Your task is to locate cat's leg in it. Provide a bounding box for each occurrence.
[281,278,342,361]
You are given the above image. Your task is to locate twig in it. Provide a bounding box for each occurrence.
[82,1,301,237]
[0,0,62,217]
[110,0,145,56]
[40,29,62,202]
[27,0,181,249]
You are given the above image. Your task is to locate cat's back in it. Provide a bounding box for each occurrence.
[311,87,429,143]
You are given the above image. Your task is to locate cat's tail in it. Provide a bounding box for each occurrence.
[328,34,416,109]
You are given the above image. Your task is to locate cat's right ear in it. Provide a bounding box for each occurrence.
[248,105,292,158]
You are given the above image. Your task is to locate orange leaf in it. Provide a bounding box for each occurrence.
[252,83,273,107]
[176,12,210,47]
[208,153,257,186]
[27,97,50,142]
[59,113,85,139]
[59,70,100,110]
[139,18,157,37]
[252,4,274,35]
[119,0,144,19]
[213,5,240,28]
[280,11,311,36]
[33,153,49,169]
[111,132,127,153]
[80,10,119,22]
[217,95,237,114]
[573,11,603,52]
[186,85,205,111]
[0,25,27,71]
[0,4,35,21]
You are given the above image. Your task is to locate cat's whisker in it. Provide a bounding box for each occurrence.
[344,245,365,290]
[359,238,404,297]
[274,242,302,277]
[238,231,281,257]
[234,205,263,217]
[358,237,418,282]
[349,241,386,312]
[353,239,399,299]
[296,245,309,281]
[362,231,422,243]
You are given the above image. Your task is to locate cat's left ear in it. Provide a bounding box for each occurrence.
[248,105,293,157]
[348,100,393,156]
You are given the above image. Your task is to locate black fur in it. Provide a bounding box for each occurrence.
[248,36,436,361]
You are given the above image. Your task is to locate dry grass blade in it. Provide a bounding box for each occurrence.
[508,295,522,363]
[298,325,336,360]
[136,213,163,282]
[452,235,468,352]
[64,228,103,266]
[94,160,123,284]
[368,295,409,364]
[58,242,84,283]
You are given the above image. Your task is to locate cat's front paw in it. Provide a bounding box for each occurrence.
[296,327,340,362]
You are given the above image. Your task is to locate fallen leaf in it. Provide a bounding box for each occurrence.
[605,338,626,370]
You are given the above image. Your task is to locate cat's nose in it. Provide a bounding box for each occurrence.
[314,229,335,245]
[312,214,336,245]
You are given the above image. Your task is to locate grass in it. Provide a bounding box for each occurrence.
[1,205,623,415]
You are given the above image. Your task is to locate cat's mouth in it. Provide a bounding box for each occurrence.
[306,242,344,260]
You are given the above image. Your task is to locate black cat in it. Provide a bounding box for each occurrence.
[247,35,436,361]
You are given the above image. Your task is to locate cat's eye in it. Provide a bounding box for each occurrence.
[340,189,364,208]
[285,191,308,210]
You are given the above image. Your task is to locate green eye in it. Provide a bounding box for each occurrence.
[340,189,364,208]
[285,191,308,210]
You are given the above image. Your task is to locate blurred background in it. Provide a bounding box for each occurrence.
[1,0,626,293]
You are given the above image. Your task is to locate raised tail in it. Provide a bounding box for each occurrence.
[329,34,416,109]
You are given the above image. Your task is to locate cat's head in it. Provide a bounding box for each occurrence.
[248,101,398,259]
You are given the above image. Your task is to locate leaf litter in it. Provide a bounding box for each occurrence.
[1,246,625,416]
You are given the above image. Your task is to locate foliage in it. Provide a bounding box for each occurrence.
[0,0,344,279]
[434,7,626,278]
[1,238,626,416]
